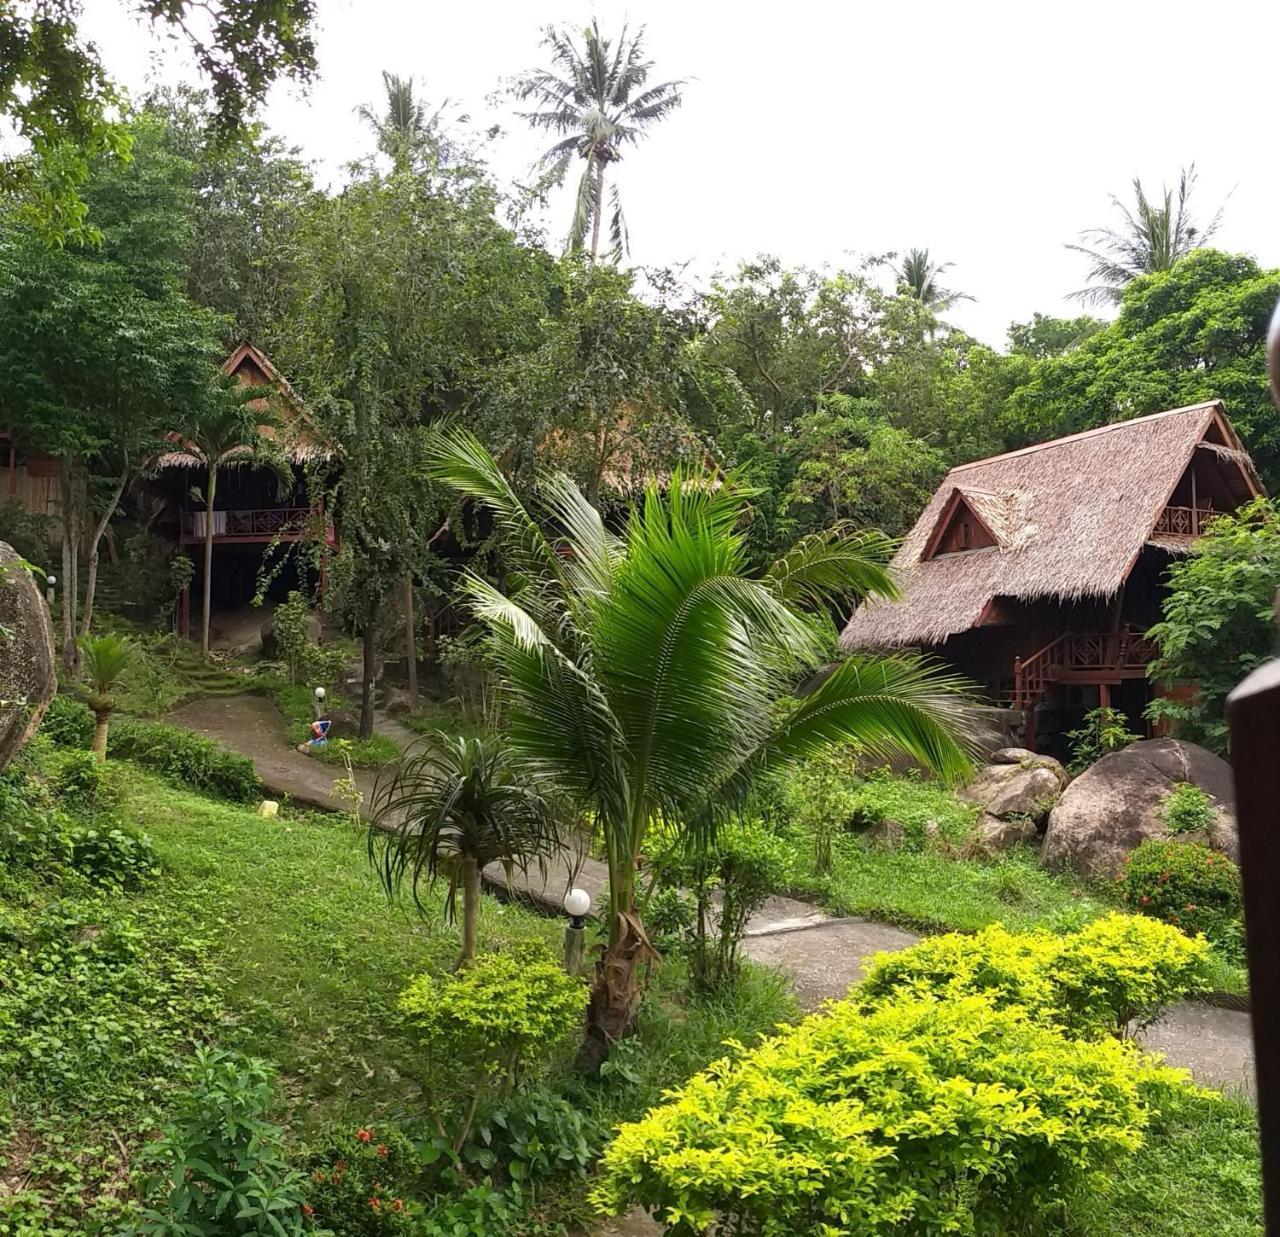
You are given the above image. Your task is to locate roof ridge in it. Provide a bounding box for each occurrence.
[948,401,1221,474]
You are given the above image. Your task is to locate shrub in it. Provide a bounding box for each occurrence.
[860,913,1212,1037]
[397,948,588,1150]
[461,1087,594,1186]
[1065,705,1139,774]
[70,824,159,889]
[273,590,349,686]
[302,1124,420,1234]
[1121,838,1242,941]
[108,718,259,802]
[593,992,1185,1234]
[54,749,122,815]
[1160,782,1218,836]
[40,694,95,748]
[137,1048,310,1236]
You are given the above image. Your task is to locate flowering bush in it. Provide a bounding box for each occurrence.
[1121,838,1242,941]
[302,1125,419,1235]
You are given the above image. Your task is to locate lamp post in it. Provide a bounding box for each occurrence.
[562,887,591,975]
[45,574,56,610]
[313,685,326,720]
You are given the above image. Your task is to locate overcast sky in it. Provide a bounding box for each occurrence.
[79,0,1280,345]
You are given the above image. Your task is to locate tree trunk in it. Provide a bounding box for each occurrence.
[91,709,110,763]
[577,908,656,1073]
[59,458,80,671]
[589,161,606,260]
[458,855,481,968]
[402,573,418,710]
[359,609,378,739]
[79,464,129,638]
[200,463,217,657]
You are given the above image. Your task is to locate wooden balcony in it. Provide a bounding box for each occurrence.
[1152,504,1217,540]
[180,506,335,545]
[1013,629,1159,713]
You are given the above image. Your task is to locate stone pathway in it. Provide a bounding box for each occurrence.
[164,693,1258,1234]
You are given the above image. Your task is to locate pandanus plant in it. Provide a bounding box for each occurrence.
[425,428,991,1069]
[77,632,136,762]
[370,731,560,969]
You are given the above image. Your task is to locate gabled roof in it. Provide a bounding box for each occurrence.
[841,401,1262,649]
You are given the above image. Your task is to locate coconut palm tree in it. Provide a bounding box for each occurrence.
[370,732,560,969]
[515,19,683,260]
[78,632,136,761]
[1068,164,1224,305]
[177,392,282,658]
[894,248,972,313]
[425,427,989,1068]
[357,70,462,173]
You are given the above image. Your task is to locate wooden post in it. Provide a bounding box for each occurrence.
[180,584,190,639]
[1098,682,1111,710]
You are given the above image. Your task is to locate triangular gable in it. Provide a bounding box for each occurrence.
[921,487,1000,560]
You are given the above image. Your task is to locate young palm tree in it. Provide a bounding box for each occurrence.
[78,632,136,762]
[894,248,972,313]
[516,19,683,260]
[426,428,989,1068]
[1068,164,1223,305]
[177,392,281,658]
[369,732,560,969]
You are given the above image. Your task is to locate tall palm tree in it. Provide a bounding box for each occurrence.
[426,428,989,1068]
[1068,164,1224,305]
[894,248,972,313]
[357,70,461,173]
[370,732,560,969]
[516,19,683,260]
[78,632,136,761]
[177,391,281,658]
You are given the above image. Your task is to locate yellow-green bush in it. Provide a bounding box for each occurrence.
[593,992,1187,1235]
[860,913,1211,1036]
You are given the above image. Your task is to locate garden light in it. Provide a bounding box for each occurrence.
[562,887,591,975]
[563,887,591,926]
[45,574,56,607]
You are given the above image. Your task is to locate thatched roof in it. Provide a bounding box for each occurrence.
[841,401,1262,649]
[154,342,333,470]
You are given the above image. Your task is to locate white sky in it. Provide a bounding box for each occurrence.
[78,0,1280,345]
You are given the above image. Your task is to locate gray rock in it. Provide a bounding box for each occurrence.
[962,761,1064,824]
[976,812,1038,852]
[991,746,1038,765]
[0,541,57,770]
[865,818,906,848]
[1041,738,1238,878]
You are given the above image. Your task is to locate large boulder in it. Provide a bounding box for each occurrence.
[962,754,1067,824]
[0,541,57,770]
[1041,738,1237,878]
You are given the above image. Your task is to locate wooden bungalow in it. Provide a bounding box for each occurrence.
[150,342,336,634]
[839,401,1263,754]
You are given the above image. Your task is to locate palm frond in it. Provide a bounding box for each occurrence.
[764,525,898,610]
[78,632,136,698]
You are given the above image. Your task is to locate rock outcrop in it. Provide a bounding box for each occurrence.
[1041,738,1237,878]
[0,542,57,770]
[961,749,1067,851]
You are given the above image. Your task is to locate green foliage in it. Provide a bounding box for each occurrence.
[108,717,260,802]
[1161,782,1218,835]
[136,1047,311,1236]
[302,1124,420,1235]
[1066,705,1140,774]
[53,747,121,813]
[69,823,160,890]
[308,733,402,770]
[860,913,1212,1037]
[462,1088,594,1188]
[1121,839,1243,942]
[1147,497,1280,752]
[40,693,95,747]
[593,990,1185,1235]
[272,590,349,686]
[397,948,588,1109]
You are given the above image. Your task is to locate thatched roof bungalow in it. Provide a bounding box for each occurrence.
[841,401,1262,752]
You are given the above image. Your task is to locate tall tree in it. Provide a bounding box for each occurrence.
[1,0,317,242]
[516,19,683,260]
[1068,164,1224,305]
[426,427,987,1067]
[893,248,971,313]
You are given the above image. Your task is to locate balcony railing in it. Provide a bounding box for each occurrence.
[182,507,328,540]
[1152,504,1216,539]
[1013,629,1159,712]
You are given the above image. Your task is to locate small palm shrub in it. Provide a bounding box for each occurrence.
[77,632,137,761]
[397,948,588,1152]
[137,1048,310,1236]
[1121,838,1242,941]
[593,992,1186,1235]
[860,913,1211,1037]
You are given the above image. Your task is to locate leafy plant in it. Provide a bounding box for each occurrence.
[461,1088,594,1187]
[137,1047,311,1235]
[397,948,588,1152]
[1065,705,1140,774]
[272,590,348,687]
[39,694,95,748]
[302,1124,419,1235]
[1121,838,1242,942]
[54,747,122,815]
[593,991,1186,1234]
[1161,782,1218,836]
[77,631,137,761]
[108,717,260,802]
[370,732,559,967]
[70,824,160,890]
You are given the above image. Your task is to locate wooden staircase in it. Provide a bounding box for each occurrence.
[1013,629,1159,714]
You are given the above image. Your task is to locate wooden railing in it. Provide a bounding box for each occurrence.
[182,507,319,538]
[1152,504,1216,538]
[1013,630,1159,712]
